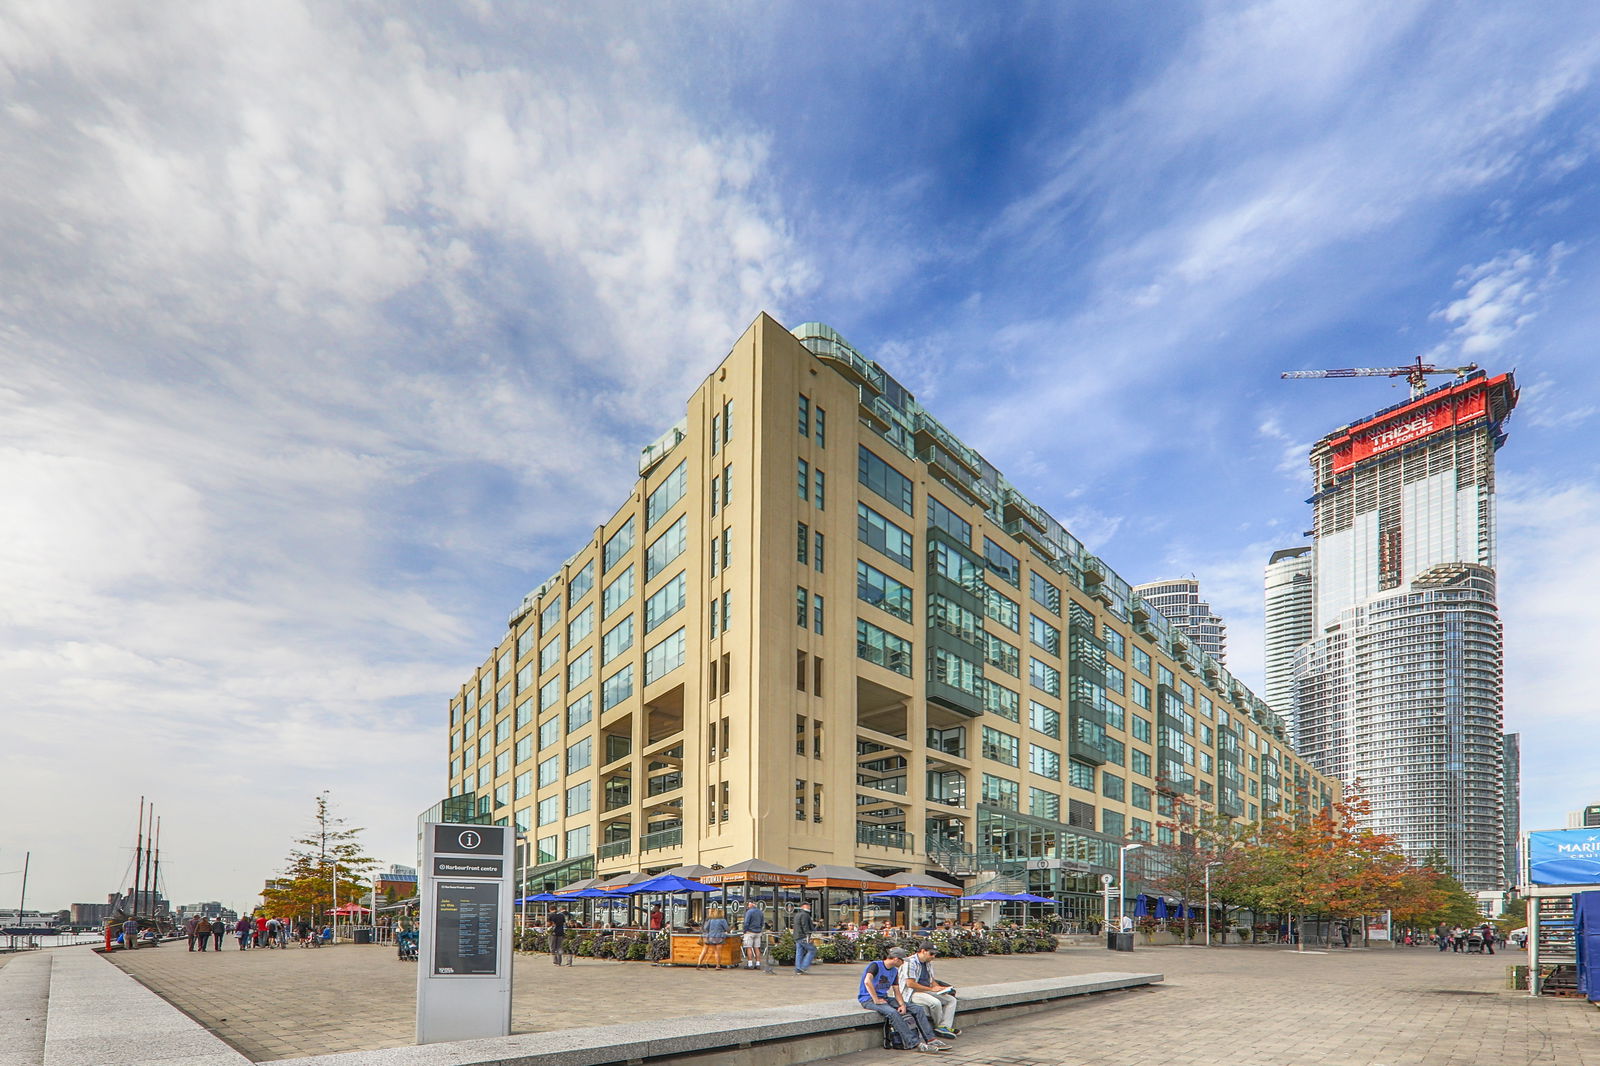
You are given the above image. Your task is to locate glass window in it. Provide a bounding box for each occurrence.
[644,628,686,684]
[496,684,511,712]
[980,773,1019,810]
[796,585,808,627]
[564,826,589,858]
[1029,745,1060,780]
[1130,782,1152,810]
[537,796,559,826]
[568,603,594,646]
[814,468,825,509]
[539,676,561,711]
[515,735,533,762]
[813,593,824,635]
[984,681,1020,721]
[1102,625,1125,658]
[1159,664,1175,689]
[1029,657,1061,697]
[566,693,593,733]
[646,515,687,580]
[1029,572,1061,614]
[1131,681,1151,709]
[815,406,826,447]
[982,726,1020,767]
[1102,809,1125,838]
[796,522,808,565]
[984,633,1019,677]
[538,716,559,749]
[568,560,594,607]
[928,496,971,544]
[1131,646,1151,675]
[495,717,511,743]
[798,394,810,436]
[538,754,559,787]
[514,771,532,799]
[1131,716,1152,742]
[603,565,634,619]
[1029,787,1060,821]
[1101,772,1125,801]
[1104,662,1126,695]
[858,445,914,514]
[495,750,510,775]
[1068,759,1095,790]
[857,560,913,622]
[1028,700,1060,739]
[539,598,561,634]
[1102,736,1125,765]
[857,618,912,676]
[566,737,593,775]
[1131,749,1152,776]
[601,615,634,665]
[929,538,982,592]
[601,663,634,709]
[540,636,561,674]
[565,780,591,816]
[797,458,809,500]
[516,662,534,694]
[985,586,1020,631]
[983,538,1020,586]
[603,516,635,572]
[814,531,824,572]
[931,647,981,695]
[646,460,687,527]
[1104,700,1125,732]
[1029,615,1061,656]
[644,572,687,632]
[1180,680,1196,705]
[567,648,593,688]
[516,629,535,660]
[857,503,914,568]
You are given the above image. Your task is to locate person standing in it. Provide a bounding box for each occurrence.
[195,916,212,951]
[792,902,817,975]
[1436,922,1450,952]
[211,917,225,951]
[235,915,252,950]
[699,908,730,969]
[548,907,568,966]
[740,901,766,970]
[648,905,665,932]
[122,916,139,951]
[1481,923,1497,955]
[186,915,200,951]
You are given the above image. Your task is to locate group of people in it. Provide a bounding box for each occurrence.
[182,914,323,951]
[1433,922,1502,954]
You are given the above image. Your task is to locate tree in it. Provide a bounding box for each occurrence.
[1147,794,1259,942]
[259,795,378,926]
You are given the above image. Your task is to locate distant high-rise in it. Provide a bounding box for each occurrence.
[1502,732,1519,889]
[1131,578,1227,663]
[1293,370,1517,892]
[1262,547,1314,731]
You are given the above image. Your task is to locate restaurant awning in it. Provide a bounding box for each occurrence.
[803,864,895,892]
[700,859,807,886]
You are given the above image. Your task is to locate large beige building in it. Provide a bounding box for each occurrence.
[446,314,1338,919]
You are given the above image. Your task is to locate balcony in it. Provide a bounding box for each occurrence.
[914,414,983,477]
[1158,771,1197,796]
[927,678,983,718]
[856,824,913,852]
[639,826,683,852]
[1002,489,1050,534]
[1003,518,1056,560]
[637,419,687,476]
[647,771,683,797]
[798,323,886,392]
[597,838,631,861]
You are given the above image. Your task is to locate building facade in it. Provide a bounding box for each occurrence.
[1129,578,1227,663]
[1292,372,1517,892]
[445,314,1337,917]
[1503,732,1520,889]
[1261,547,1313,729]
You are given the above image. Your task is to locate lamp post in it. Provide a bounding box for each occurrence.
[1118,843,1143,923]
[1204,861,1223,947]
[514,831,528,935]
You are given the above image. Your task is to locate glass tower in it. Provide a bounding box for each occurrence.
[1262,547,1313,732]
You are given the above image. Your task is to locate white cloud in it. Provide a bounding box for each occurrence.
[1429,245,1569,360]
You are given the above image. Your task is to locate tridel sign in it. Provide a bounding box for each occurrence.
[1325,374,1508,475]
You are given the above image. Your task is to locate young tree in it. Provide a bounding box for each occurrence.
[260,795,378,927]
[1147,793,1259,942]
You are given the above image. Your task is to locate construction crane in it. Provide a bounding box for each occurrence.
[1280,355,1478,399]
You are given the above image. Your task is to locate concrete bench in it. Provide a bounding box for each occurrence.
[289,970,1162,1066]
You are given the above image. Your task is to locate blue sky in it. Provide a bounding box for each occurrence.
[3,1,1597,911]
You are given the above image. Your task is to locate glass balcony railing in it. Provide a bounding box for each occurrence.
[639,826,683,851]
[856,824,913,851]
[597,838,631,860]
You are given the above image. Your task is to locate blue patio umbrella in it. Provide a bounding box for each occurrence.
[620,874,719,894]
[961,891,1022,901]
[1133,894,1149,917]
[565,887,613,898]
[1012,893,1058,905]
[1156,897,1169,920]
[873,885,954,899]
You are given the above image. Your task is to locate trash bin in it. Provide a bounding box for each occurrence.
[353,928,374,945]
[1107,931,1117,950]
[1112,932,1135,952]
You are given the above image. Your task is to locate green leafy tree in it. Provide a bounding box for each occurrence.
[259,795,378,926]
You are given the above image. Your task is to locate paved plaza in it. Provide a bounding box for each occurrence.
[103,940,1597,1065]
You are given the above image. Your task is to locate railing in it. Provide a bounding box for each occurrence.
[856,824,913,851]
[637,419,687,475]
[639,826,683,852]
[597,838,631,860]
[647,772,682,796]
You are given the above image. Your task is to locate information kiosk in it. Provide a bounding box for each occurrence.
[417,823,514,1043]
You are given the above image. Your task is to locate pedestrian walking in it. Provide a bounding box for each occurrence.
[236,915,253,949]
[186,916,200,951]
[212,917,226,951]
[195,916,212,951]
[740,901,766,970]
[792,902,817,975]
[698,908,730,969]
[548,907,568,966]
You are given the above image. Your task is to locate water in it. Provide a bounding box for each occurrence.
[3,932,107,950]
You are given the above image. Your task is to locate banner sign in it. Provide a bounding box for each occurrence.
[1365,910,1391,941]
[1529,828,1600,886]
[1326,377,1502,474]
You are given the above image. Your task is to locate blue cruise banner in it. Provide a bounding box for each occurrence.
[1529,829,1600,886]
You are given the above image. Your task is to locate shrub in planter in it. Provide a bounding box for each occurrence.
[769,932,797,966]
[646,934,670,962]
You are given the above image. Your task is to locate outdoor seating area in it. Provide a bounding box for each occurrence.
[510,858,1064,966]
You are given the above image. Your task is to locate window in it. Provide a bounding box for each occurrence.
[814,468,825,509]
[603,516,634,572]
[1131,749,1152,777]
[646,461,688,527]
[982,726,1020,767]
[537,796,559,826]
[1132,716,1152,742]
[1029,745,1060,780]
[929,538,982,592]
[798,458,809,500]
[1104,701,1125,732]
[1129,817,1151,841]
[603,565,634,619]
[514,772,532,799]
[568,603,594,646]
[566,737,592,774]
[516,662,534,694]
[796,586,808,627]
[796,522,808,565]
[1030,573,1061,614]
[540,637,561,674]
[495,750,510,775]
[644,572,686,632]
[1029,787,1060,821]
[858,446,914,514]
[1158,664,1175,690]
[812,593,825,635]
[710,476,719,516]
[858,503,914,568]
[813,782,824,823]
[515,735,532,762]
[568,560,594,606]
[1029,657,1061,697]
[644,628,686,684]
[601,664,633,709]
[722,399,732,442]
[981,774,1019,810]
[984,633,1019,677]
[985,586,1020,632]
[795,779,806,821]
[1102,810,1126,838]
[857,618,912,676]
[539,676,561,712]
[538,755,559,787]
[983,538,1020,586]
[1131,645,1151,675]
[721,463,732,508]
[565,780,591,816]
[1101,772,1125,801]
[857,560,913,621]
[815,406,826,446]
[564,826,589,859]
[931,647,981,696]
[929,593,982,643]
[539,716,560,750]
[1104,662,1126,695]
[1028,700,1060,738]
[1103,625,1125,658]
[1103,735,1125,766]
[495,717,511,743]
[814,531,824,572]
[928,496,971,545]
[1131,783,1152,810]
[602,615,633,665]
[711,413,720,454]
[1029,616,1061,656]
[1131,681,1152,709]
[984,681,1020,721]
[563,649,593,690]
[1068,799,1096,829]
[1067,759,1095,790]
[496,684,511,712]
[798,394,810,436]
[516,630,535,660]
[566,693,593,733]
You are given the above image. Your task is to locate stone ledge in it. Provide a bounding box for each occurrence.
[0,952,52,1066]
[287,970,1162,1066]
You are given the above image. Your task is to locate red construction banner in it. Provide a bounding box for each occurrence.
[1327,377,1499,474]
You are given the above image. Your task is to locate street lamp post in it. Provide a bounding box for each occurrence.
[1118,843,1143,924]
[514,831,528,935]
[1204,861,1223,947]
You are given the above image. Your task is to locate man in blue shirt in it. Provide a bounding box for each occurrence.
[740,902,766,970]
[858,948,947,1052]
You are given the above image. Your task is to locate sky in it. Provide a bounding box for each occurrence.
[3,0,1598,914]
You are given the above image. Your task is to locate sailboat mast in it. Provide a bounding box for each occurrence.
[150,816,162,918]
[131,796,145,917]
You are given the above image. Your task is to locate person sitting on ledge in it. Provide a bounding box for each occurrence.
[858,947,949,1053]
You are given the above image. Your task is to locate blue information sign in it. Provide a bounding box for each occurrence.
[1529,828,1600,886]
